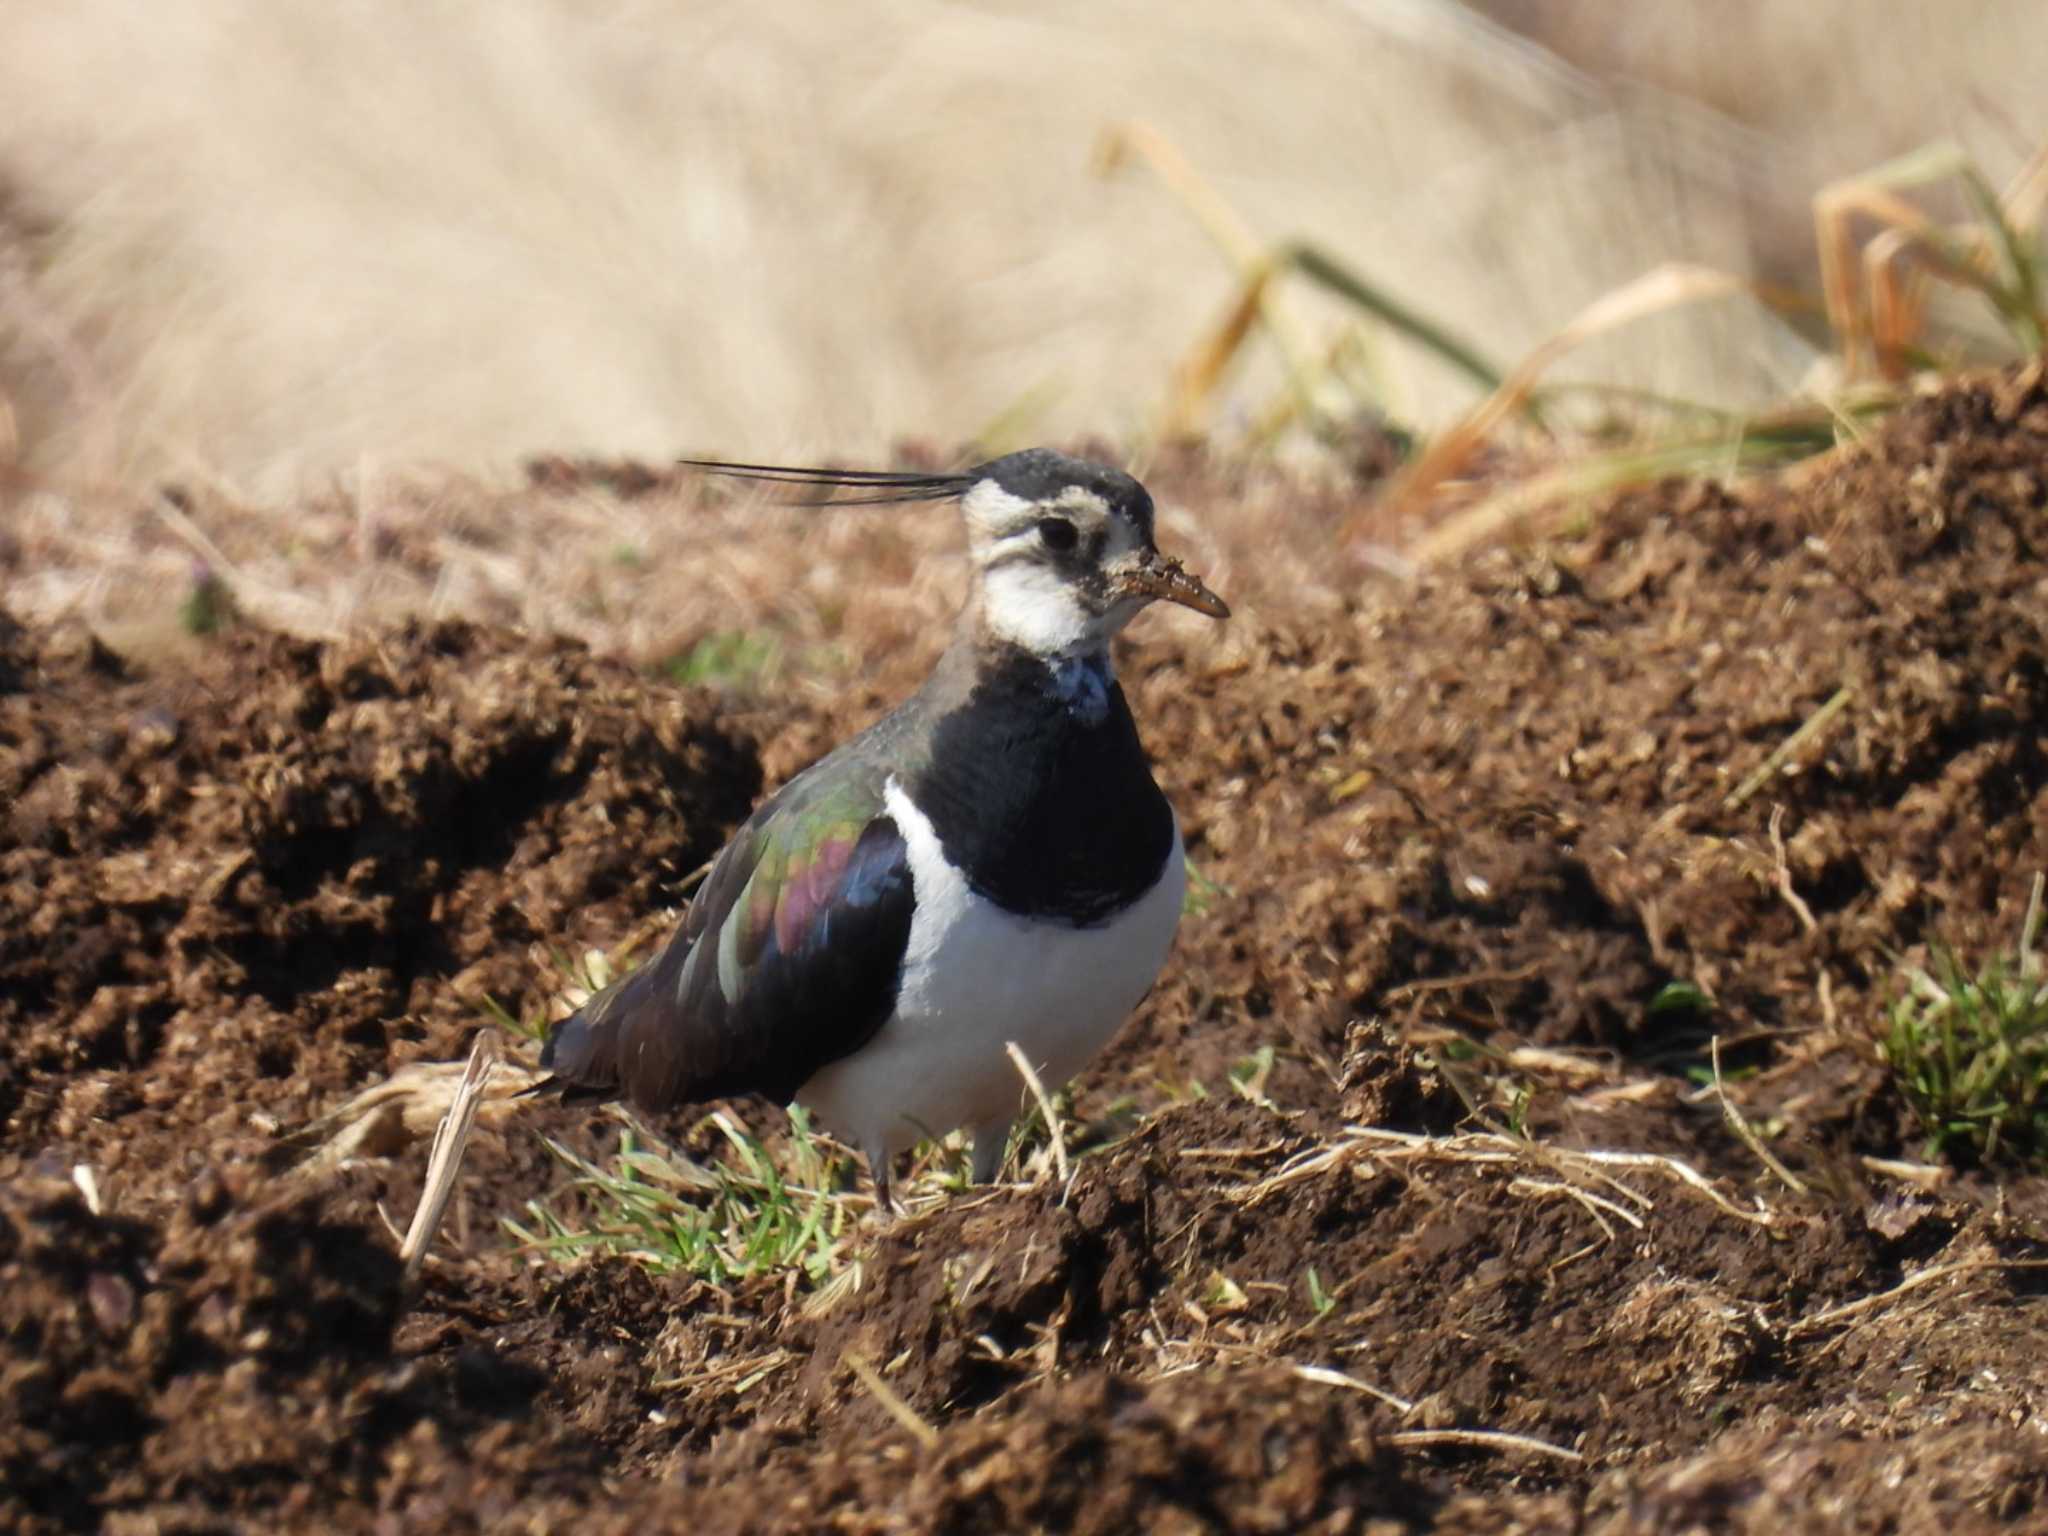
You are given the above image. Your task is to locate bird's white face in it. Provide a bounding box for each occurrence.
[962,476,1227,659]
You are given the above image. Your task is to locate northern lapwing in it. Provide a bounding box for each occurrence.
[539,448,1228,1206]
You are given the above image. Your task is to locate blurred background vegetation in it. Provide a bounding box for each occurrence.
[0,0,2041,496]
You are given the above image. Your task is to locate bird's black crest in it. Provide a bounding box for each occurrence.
[676,456,975,506]
[679,447,1152,531]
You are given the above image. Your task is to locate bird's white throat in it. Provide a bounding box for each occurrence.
[978,559,1143,661]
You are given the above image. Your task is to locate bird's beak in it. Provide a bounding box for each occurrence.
[1113,550,1231,619]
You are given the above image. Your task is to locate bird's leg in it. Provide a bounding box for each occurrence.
[868,1147,898,1216]
[970,1118,1014,1185]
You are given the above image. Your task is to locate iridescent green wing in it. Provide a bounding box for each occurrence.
[541,762,914,1110]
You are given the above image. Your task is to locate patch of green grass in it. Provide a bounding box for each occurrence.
[1649,980,1714,1020]
[1501,1081,1533,1139]
[475,991,548,1043]
[505,1108,852,1286]
[179,567,238,636]
[1183,859,1232,918]
[1883,878,2048,1167]
[1228,1045,1278,1108]
[549,940,647,998]
[1204,1270,1250,1312]
[1304,1265,1337,1319]
[661,629,783,692]
[1684,1058,1756,1090]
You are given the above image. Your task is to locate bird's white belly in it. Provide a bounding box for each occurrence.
[796,777,1185,1160]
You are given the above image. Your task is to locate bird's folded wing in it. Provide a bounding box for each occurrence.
[540,769,914,1111]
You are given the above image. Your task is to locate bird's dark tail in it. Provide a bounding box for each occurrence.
[527,975,644,1103]
[537,1006,608,1083]
[525,914,710,1108]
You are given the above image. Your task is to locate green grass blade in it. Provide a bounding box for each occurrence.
[1959,165,2047,351]
[1285,242,1508,400]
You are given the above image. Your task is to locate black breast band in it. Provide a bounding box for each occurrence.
[908,650,1174,926]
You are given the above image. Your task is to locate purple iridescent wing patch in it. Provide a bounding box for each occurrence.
[715,779,894,1009]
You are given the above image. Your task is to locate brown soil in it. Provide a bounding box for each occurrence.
[8,365,2048,1532]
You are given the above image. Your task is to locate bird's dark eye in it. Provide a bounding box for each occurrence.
[1037,517,1079,553]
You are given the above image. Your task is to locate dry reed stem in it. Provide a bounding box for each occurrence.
[1855,1155,1949,1187]
[1167,264,1279,437]
[279,1052,542,1177]
[1568,1147,1772,1225]
[1385,1427,1584,1463]
[1724,686,1855,811]
[1225,1124,1773,1229]
[1788,1258,2048,1339]
[70,1164,103,1216]
[1292,1363,1414,1413]
[652,1347,796,1395]
[1766,805,1820,937]
[1815,139,2048,377]
[1505,1176,1641,1236]
[843,1350,940,1450]
[398,1033,499,1288]
[1005,1040,1072,1186]
[1710,1033,1811,1199]
[1293,1365,1583,1463]
[1865,226,1931,380]
[1374,262,1747,543]
[1094,121,1337,432]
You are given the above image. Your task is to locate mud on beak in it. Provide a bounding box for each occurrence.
[1113,551,1231,620]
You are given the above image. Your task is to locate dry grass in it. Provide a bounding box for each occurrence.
[3,1,2039,492]
[0,454,1352,684]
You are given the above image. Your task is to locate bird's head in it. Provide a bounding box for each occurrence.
[677,446,1228,660]
[957,449,1228,658]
